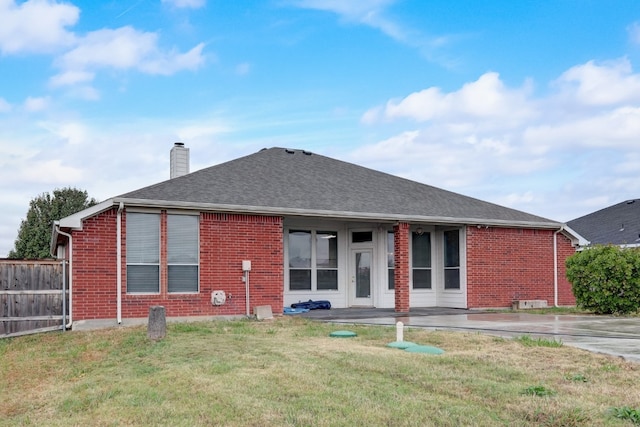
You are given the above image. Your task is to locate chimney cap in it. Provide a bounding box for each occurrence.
[174,142,185,147]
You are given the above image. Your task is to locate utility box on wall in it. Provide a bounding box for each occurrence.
[242,260,251,271]
[211,290,226,306]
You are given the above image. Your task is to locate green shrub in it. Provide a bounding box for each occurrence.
[566,245,640,315]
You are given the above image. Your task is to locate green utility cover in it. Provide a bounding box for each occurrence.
[404,345,445,355]
[387,341,417,349]
[330,330,357,338]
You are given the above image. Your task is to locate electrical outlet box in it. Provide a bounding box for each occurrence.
[242,260,251,271]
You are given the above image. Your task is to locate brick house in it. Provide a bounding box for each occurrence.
[52,145,585,329]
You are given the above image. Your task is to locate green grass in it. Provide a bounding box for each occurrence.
[514,334,564,347]
[1,317,639,426]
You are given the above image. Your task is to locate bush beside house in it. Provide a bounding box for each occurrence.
[566,245,640,315]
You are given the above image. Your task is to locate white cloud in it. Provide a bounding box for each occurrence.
[50,26,205,87]
[292,0,419,46]
[39,120,89,146]
[236,62,251,76]
[554,58,640,106]
[628,21,640,45]
[0,0,78,55]
[354,59,640,221]
[367,72,535,125]
[161,0,206,9]
[0,97,11,112]
[23,96,50,112]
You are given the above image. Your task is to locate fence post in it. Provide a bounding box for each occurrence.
[147,306,166,340]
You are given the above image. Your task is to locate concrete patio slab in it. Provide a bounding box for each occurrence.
[301,309,640,362]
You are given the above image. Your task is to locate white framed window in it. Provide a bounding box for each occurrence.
[126,212,160,293]
[167,214,199,293]
[288,229,338,291]
[412,231,432,289]
[444,229,461,290]
[387,231,395,290]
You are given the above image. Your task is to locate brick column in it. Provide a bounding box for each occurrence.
[394,222,410,313]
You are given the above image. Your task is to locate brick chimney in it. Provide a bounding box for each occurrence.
[170,142,189,179]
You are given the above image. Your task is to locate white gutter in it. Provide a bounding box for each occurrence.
[112,197,564,230]
[55,225,74,329]
[116,202,124,324]
[553,226,562,307]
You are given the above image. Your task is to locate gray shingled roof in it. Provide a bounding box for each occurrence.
[567,199,640,245]
[118,147,557,227]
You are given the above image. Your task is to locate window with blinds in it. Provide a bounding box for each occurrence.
[167,214,199,293]
[126,212,160,293]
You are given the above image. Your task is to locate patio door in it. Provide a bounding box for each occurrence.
[350,249,373,306]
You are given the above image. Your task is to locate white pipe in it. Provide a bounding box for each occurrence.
[553,226,564,308]
[116,202,124,324]
[61,259,66,332]
[55,225,73,328]
[245,270,250,317]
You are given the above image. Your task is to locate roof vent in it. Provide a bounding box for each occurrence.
[170,142,190,179]
[627,200,636,204]
[302,150,312,155]
[285,149,295,154]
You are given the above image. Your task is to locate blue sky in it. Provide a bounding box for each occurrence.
[2,0,640,256]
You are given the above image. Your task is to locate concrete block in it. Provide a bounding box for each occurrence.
[512,300,548,310]
[254,305,273,320]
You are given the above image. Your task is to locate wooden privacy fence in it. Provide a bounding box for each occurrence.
[0,259,68,338]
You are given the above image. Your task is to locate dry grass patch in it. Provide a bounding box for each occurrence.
[1,316,639,426]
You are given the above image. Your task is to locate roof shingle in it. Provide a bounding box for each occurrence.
[119,147,557,226]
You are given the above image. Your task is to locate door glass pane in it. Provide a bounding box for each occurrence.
[355,252,371,298]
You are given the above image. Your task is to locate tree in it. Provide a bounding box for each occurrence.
[8,188,98,259]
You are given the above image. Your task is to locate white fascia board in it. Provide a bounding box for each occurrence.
[560,224,590,247]
[58,199,117,229]
[113,197,563,230]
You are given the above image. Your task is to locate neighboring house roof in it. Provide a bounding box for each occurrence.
[116,147,558,228]
[567,199,640,246]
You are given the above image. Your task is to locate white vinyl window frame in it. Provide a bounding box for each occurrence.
[287,229,339,292]
[443,229,461,290]
[126,212,160,294]
[167,213,200,293]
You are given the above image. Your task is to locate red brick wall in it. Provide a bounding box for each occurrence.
[72,208,118,320]
[71,209,283,320]
[393,222,410,313]
[466,227,576,308]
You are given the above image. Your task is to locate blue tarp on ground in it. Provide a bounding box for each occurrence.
[291,300,331,310]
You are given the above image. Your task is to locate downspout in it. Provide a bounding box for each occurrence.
[117,202,124,324]
[55,225,74,328]
[553,225,565,308]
